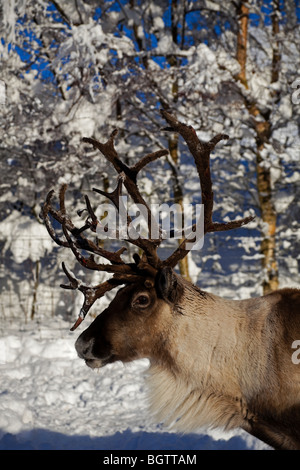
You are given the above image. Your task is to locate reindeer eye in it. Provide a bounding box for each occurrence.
[133,294,150,308]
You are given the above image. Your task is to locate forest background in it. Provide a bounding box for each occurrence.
[0,0,300,324]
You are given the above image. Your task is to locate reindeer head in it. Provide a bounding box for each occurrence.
[41,110,253,367]
[74,267,185,369]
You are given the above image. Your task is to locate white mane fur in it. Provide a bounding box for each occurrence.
[146,363,245,434]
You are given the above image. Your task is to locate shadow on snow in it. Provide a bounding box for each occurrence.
[0,428,252,450]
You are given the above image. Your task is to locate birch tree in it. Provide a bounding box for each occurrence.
[0,0,299,321]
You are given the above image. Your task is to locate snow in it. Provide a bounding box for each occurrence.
[0,210,53,263]
[0,213,52,264]
[1,0,298,454]
[0,318,269,450]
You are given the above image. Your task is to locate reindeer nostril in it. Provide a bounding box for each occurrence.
[75,336,94,360]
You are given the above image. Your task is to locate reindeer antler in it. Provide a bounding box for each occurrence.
[41,132,168,329]
[83,131,168,267]
[160,110,255,268]
[41,111,254,330]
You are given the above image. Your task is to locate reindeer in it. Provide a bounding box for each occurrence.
[42,110,300,450]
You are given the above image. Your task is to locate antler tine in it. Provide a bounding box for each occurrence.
[131,149,169,174]
[160,109,255,267]
[93,176,123,210]
[93,178,159,255]
[61,221,132,274]
[60,262,122,331]
[61,261,147,331]
[41,183,130,267]
[42,187,72,248]
[83,194,98,232]
[83,132,168,268]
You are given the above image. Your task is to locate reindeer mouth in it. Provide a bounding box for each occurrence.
[85,359,104,369]
[85,355,115,369]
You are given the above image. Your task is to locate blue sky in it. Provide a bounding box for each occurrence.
[2,0,299,82]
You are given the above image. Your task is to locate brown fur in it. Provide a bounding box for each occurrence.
[75,274,300,450]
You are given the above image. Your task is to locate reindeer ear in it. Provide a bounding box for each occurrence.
[156,267,183,304]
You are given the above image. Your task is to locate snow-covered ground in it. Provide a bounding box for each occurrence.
[0,318,266,450]
[0,317,269,450]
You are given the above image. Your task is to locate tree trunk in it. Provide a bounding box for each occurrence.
[235,0,279,293]
[142,0,191,280]
[168,130,191,281]
[167,1,191,281]
[31,259,40,320]
[235,1,249,88]
[256,146,278,293]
